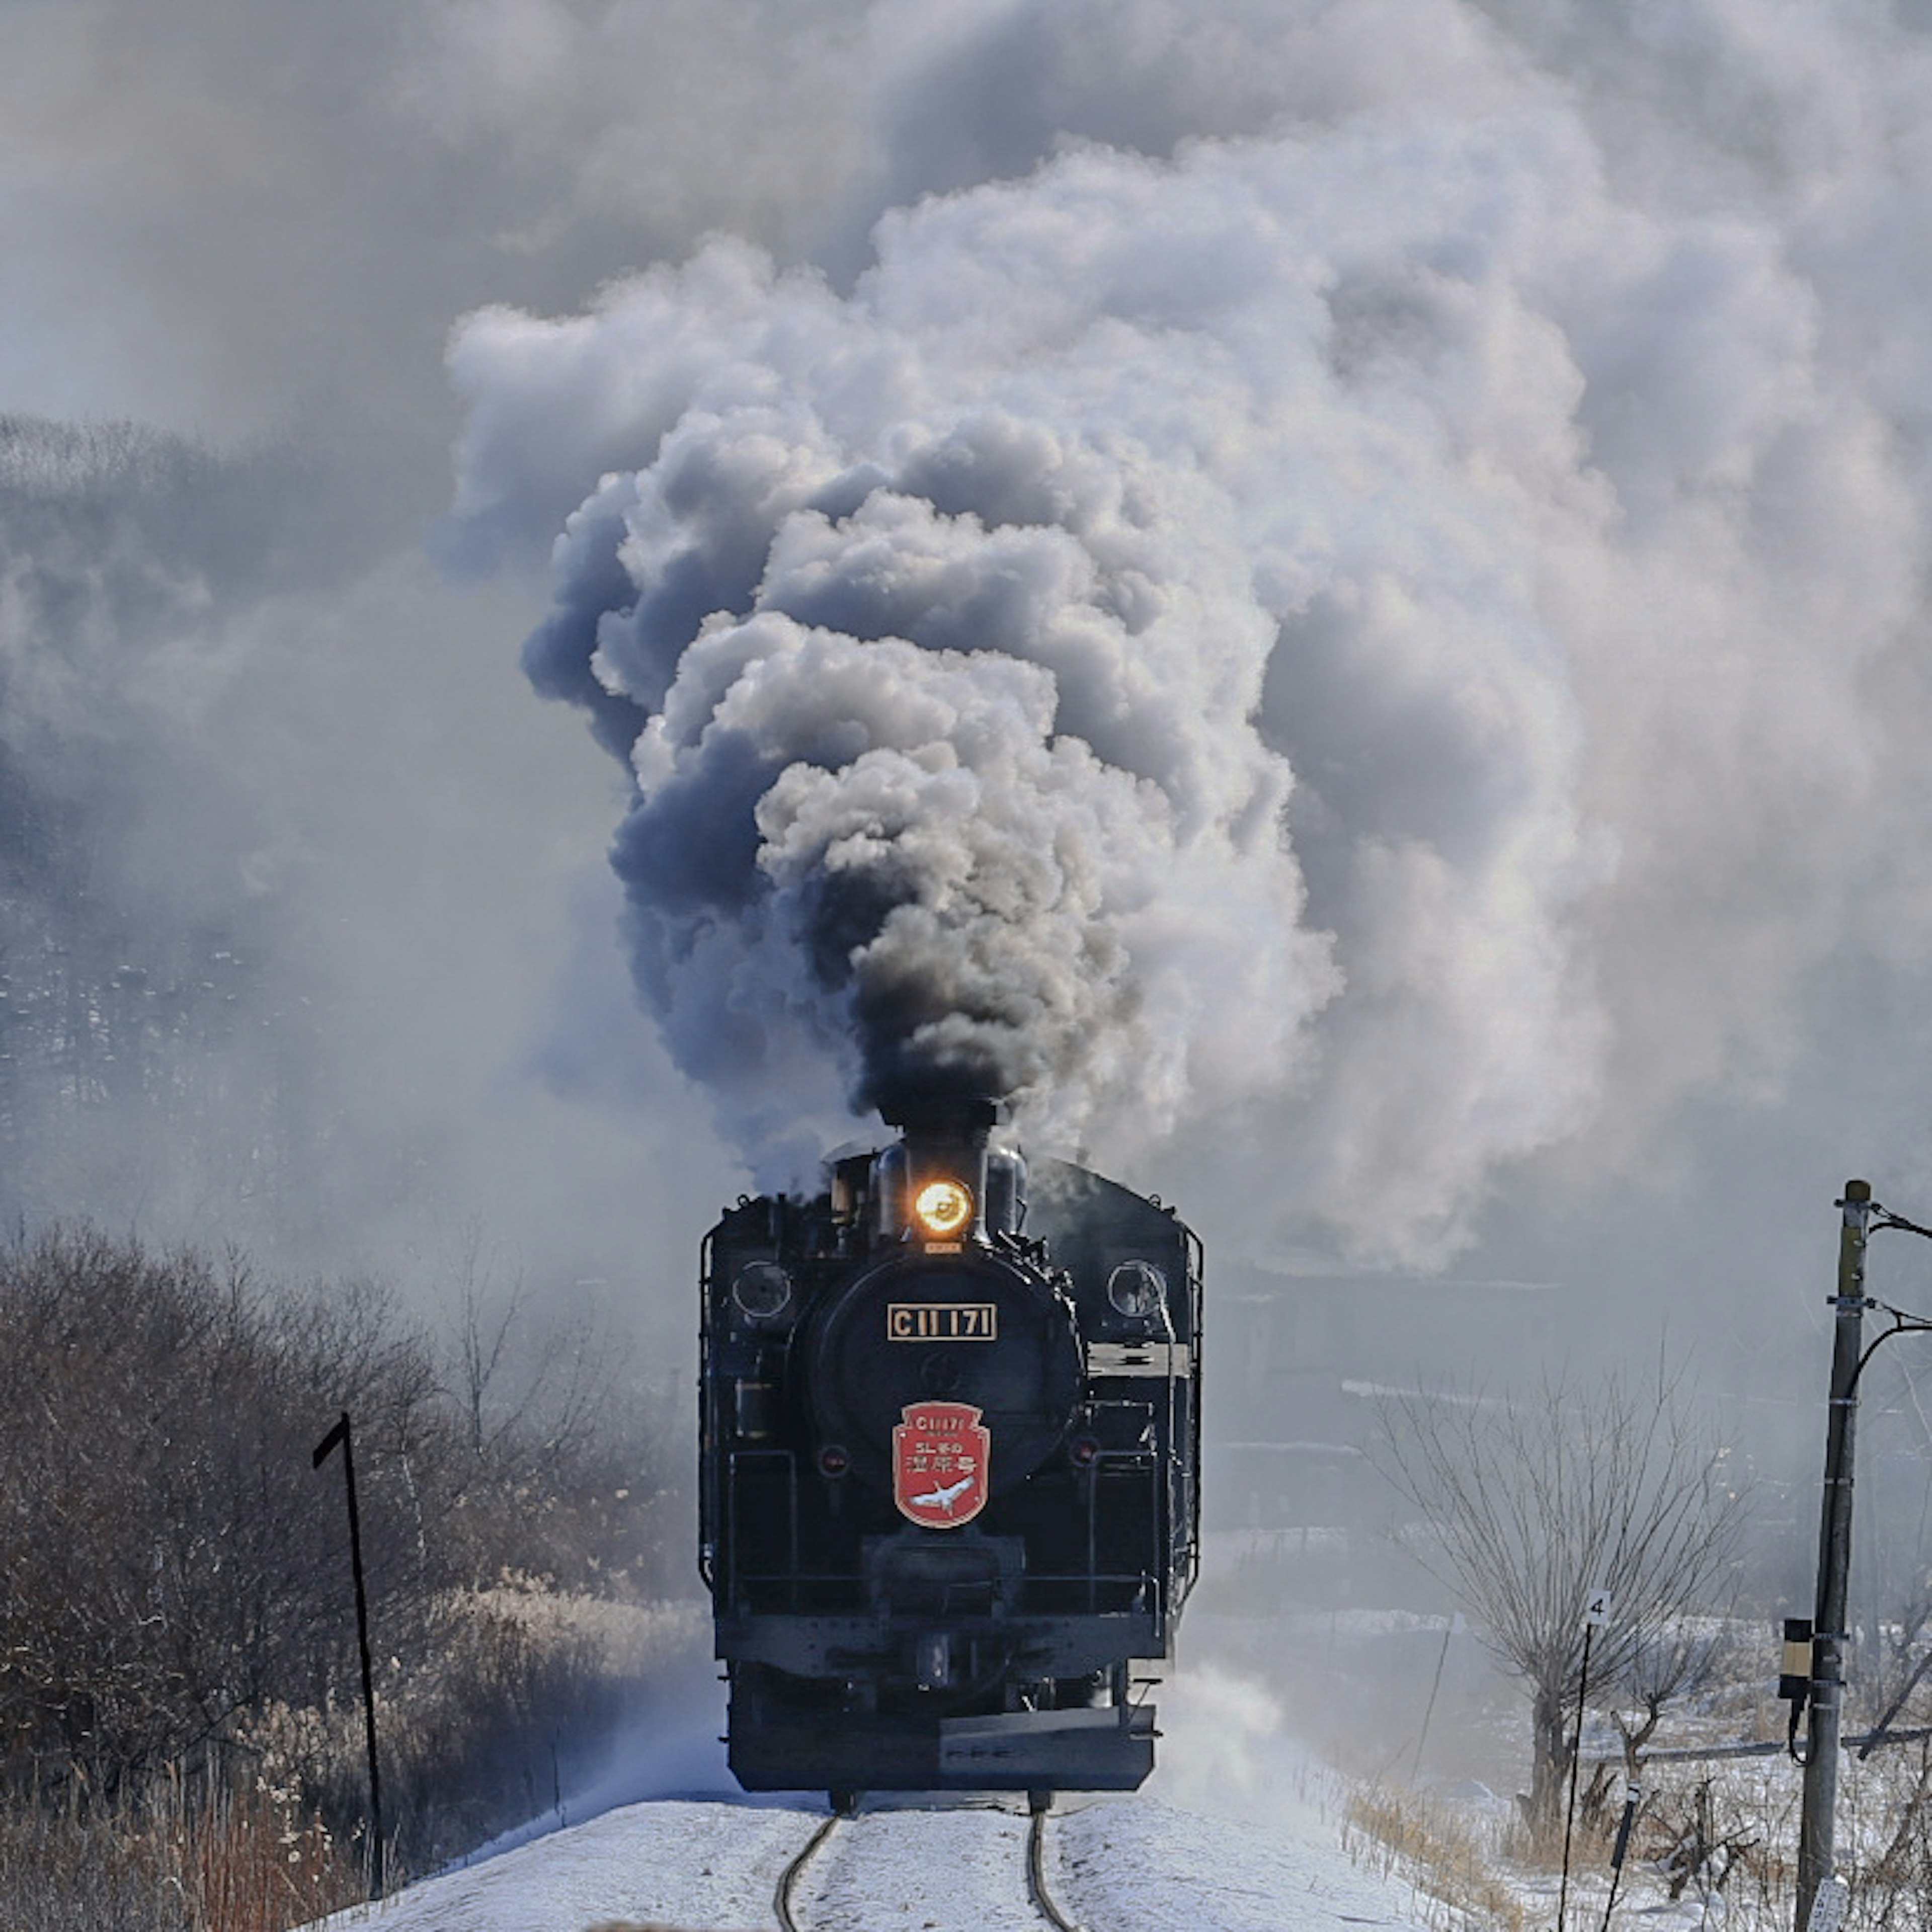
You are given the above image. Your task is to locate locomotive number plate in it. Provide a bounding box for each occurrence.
[888,1302,998,1342]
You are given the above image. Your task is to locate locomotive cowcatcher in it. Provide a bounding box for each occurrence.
[699,1094,1202,1801]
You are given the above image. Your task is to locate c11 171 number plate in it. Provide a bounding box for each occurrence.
[888,1303,998,1342]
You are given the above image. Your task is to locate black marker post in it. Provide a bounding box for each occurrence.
[1599,1781,1640,1932]
[1558,1588,1611,1932]
[314,1410,385,1897]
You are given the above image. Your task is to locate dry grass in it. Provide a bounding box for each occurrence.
[1341,1783,1527,1932]
[236,1585,703,1876]
[0,1584,687,1930]
[0,1779,367,1932]
[0,1583,693,1928]
[1339,1743,1932,1932]
[181,1785,369,1932]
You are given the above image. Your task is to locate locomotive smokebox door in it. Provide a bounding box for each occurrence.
[805,1250,1082,1495]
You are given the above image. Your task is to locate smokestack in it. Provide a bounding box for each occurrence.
[874,1080,1001,1141]
[873,1085,1005,1248]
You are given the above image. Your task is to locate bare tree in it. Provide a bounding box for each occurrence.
[1375,1367,1750,1838]
[1603,1617,1729,1777]
[442,1226,638,1462]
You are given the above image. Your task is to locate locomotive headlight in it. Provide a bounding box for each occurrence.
[1107,1259,1168,1322]
[731,1261,793,1322]
[912,1178,975,1238]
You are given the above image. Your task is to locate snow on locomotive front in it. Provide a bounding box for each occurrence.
[699,1096,1201,1798]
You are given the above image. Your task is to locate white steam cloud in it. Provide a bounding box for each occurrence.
[446,3,1761,1257]
[450,233,1353,1167]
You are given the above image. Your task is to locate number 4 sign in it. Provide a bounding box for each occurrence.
[1809,1874,1848,1932]
[1584,1589,1614,1627]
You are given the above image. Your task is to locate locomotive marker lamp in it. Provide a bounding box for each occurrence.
[913,1178,975,1239]
[731,1261,793,1323]
[1107,1259,1168,1322]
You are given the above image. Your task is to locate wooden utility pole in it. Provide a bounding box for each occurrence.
[1795,1182,1871,1932]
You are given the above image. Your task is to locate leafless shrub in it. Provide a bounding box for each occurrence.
[1374,1367,1750,1840]
[1847,1737,1932,1932]
[1605,1618,1734,1775]
[1647,1774,1758,1903]
[0,1231,453,1797]
[0,1224,679,1886]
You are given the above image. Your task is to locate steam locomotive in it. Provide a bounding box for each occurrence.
[699,1097,1201,1803]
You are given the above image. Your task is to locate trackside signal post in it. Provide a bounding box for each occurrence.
[314,1410,385,1899]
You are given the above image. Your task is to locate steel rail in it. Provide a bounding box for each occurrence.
[1026,1805,1087,1932]
[774,1801,1088,1932]
[773,1811,845,1932]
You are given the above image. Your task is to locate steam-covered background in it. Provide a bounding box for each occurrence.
[10,0,1932,1417]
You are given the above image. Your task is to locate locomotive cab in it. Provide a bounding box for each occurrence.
[700,1098,1201,1797]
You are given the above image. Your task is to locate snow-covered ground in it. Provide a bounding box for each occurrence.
[307,1791,1438,1932]
[303,1662,1442,1932]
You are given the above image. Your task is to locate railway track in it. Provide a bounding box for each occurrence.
[773,1811,844,1932]
[1024,1804,1085,1932]
[773,1801,1087,1932]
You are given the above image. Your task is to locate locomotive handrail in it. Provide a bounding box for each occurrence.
[1183,1220,1205,1593]
[697,1227,717,1585]
[720,1444,802,1611]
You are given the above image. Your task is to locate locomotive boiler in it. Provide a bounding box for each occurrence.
[699,1095,1201,1804]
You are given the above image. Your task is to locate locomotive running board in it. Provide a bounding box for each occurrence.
[727,1700,1157,1794]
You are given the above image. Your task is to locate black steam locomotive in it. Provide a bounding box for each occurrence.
[699,1098,1201,1803]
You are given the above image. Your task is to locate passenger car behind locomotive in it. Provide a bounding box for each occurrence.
[700,1096,1201,1800]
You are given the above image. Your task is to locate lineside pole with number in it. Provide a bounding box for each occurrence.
[314,1410,385,1897]
[1558,1590,1611,1932]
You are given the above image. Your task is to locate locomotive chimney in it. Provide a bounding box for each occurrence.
[876,1077,1001,1141]
[873,1084,1011,1245]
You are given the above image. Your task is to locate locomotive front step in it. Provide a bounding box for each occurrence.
[728,1696,1157,1793]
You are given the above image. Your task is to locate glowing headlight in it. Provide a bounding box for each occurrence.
[912,1178,975,1238]
[731,1261,793,1321]
[1107,1259,1167,1321]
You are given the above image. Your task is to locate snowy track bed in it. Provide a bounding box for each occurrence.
[309,1792,1436,1932]
[309,1800,809,1932]
[1052,1801,1430,1932]
[782,1805,1045,1932]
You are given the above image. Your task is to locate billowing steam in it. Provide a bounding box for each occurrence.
[432,0,1932,1265]
[451,247,1347,1160]
[446,105,1612,1242]
[4,0,1932,1298]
